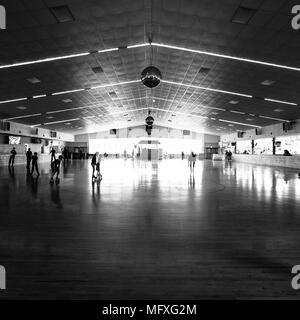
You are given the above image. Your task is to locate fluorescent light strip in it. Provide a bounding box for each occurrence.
[46,106,88,114]
[97,48,119,54]
[152,43,300,72]
[52,88,86,96]
[230,110,246,114]
[127,43,149,49]
[33,94,47,99]
[219,119,261,128]
[5,113,42,121]
[264,98,298,106]
[0,52,90,70]
[83,116,96,119]
[109,108,148,116]
[44,118,81,126]
[1,41,300,74]
[90,79,140,90]
[150,96,227,112]
[162,80,253,98]
[259,115,290,122]
[0,97,27,104]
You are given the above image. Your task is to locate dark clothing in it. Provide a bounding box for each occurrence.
[26,150,32,169]
[50,149,56,162]
[91,154,97,165]
[51,159,61,175]
[91,154,97,177]
[9,149,17,167]
[63,149,68,159]
[31,155,39,175]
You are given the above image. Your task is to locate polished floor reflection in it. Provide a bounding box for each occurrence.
[0,159,300,299]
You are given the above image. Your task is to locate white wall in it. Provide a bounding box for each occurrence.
[75,126,220,154]
[221,118,300,144]
[0,121,74,142]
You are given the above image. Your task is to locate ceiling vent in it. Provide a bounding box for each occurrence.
[50,5,75,23]
[198,67,211,75]
[92,66,104,74]
[109,91,118,99]
[26,77,41,84]
[231,6,257,25]
[261,80,276,86]
[62,99,72,103]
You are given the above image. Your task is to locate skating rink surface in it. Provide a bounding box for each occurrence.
[0,159,300,299]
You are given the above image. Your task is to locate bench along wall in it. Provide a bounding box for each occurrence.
[232,154,300,169]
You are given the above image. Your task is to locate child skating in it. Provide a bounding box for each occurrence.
[50,155,63,184]
[93,153,102,184]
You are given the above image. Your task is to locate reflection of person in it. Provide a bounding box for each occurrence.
[9,147,17,167]
[26,148,32,170]
[31,152,40,176]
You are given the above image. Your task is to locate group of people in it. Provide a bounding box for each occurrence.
[8,147,63,183]
[225,150,233,161]
[26,148,40,175]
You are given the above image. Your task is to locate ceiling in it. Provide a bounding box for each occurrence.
[0,0,300,136]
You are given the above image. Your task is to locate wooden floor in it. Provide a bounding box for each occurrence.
[0,159,300,299]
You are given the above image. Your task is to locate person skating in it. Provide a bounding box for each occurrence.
[50,155,63,184]
[91,152,98,179]
[31,152,40,176]
[50,148,56,162]
[8,147,17,167]
[26,148,32,170]
[188,152,196,171]
[95,153,103,183]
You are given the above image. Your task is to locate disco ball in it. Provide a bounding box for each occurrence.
[145,115,154,126]
[141,66,162,88]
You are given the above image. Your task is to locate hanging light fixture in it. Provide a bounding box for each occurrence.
[141,65,162,88]
[145,110,154,136]
[141,0,162,89]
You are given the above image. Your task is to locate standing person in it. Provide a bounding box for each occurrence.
[50,155,63,184]
[91,152,98,179]
[26,148,32,170]
[79,148,83,160]
[181,151,185,160]
[31,152,40,176]
[227,150,232,161]
[95,153,102,182]
[8,147,17,167]
[63,147,68,161]
[50,148,56,162]
[188,152,196,171]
